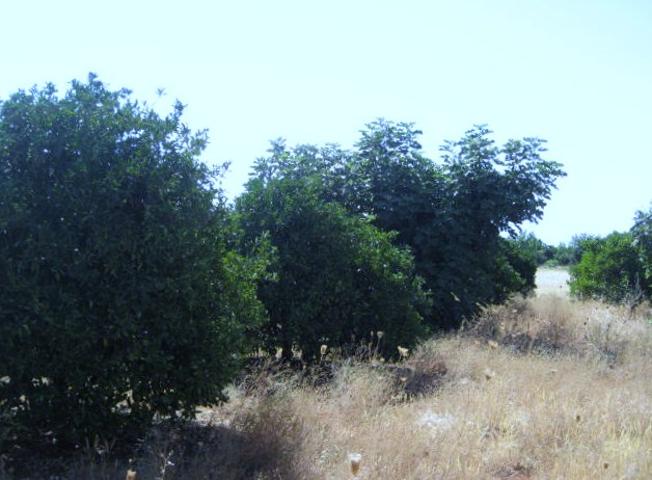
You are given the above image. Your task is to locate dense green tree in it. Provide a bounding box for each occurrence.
[569,232,649,305]
[499,234,545,294]
[632,204,652,292]
[0,76,265,450]
[250,121,565,328]
[234,174,430,360]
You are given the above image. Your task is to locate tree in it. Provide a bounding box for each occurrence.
[0,76,265,450]
[234,174,429,361]
[569,205,652,307]
[569,232,649,305]
[250,121,565,328]
[552,234,600,266]
[508,232,553,266]
[499,235,540,293]
[632,204,652,292]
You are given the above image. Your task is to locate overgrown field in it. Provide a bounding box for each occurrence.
[7,293,651,480]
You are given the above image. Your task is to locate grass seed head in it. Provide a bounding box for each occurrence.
[348,452,362,476]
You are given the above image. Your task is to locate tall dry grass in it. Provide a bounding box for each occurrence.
[3,294,651,479]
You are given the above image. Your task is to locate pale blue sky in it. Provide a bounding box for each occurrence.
[2,0,651,244]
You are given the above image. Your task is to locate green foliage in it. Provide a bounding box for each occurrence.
[508,232,553,267]
[249,121,565,329]
[0,76,265,450]
[569,205,652,306]
[498,236,538,295]
[234,174,430,360]
[632,204,652,291]
[544,243,573,267]
[569,232,649,304]
[545,234,598,267]
[353,121,564,325]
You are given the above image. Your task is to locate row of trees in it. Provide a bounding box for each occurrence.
[509,232,595,267]
[0,77,565,451]
[511,216,652,307]
[239,121,564,338]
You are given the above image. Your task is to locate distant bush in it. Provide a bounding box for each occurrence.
[523,234,598,268]
[508,232,553,267]
[544,244,574,267]
[569,232,649,305]
[547,234,599,267]
[0,77,265,451]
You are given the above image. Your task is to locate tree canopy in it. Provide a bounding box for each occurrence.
[0,76,265,449]
[234,174,429,360]
[570,205,652,306]
[569,231,649,305]
[244,120,565,329]
[0,75,567,453]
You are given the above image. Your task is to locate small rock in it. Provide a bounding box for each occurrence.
[417,411,456,431]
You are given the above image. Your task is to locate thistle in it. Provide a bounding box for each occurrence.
[397,346,409,359]
[348,452,362,476]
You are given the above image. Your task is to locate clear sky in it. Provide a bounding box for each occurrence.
[2,0,651,244]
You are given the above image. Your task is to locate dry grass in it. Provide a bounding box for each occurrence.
[4,295,652,479]
[472,294,652,361]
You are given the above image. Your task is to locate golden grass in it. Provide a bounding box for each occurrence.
[5,295,652,479]
[213,341,651,478]
[212,296,652,479]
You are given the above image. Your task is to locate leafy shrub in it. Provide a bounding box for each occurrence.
[0,76,265,451]
[551,234,601,266]
[632,204,652,291]
[492,237,538,298]
[570,232,649,305]
[508,232,553,266]
[235,176,430,361]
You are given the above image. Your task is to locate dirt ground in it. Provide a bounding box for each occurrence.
[535,267,570,296]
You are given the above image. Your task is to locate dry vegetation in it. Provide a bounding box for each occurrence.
[4,293,652,480]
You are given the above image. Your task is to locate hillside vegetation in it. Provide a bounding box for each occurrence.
[0,76,567,456]
[8,292,650,479]
[3,77,651,479]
